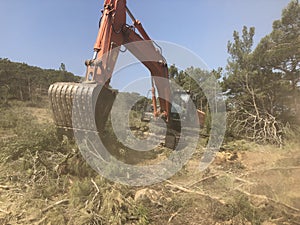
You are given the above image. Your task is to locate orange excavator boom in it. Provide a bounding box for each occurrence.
[48,0,175,147]
[85,0,170,119]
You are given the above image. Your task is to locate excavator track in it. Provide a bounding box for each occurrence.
[48,82,117,137]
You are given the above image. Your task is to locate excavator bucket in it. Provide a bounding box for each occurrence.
[49,82,180,151]
[48,82,117,138]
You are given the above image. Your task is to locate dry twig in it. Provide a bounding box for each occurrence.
[91,178,100,203]
[168,208,181,223]
[41,199,69,213]
[36,216,47,225]
[186,174,219,187]
[0,208,10,214]
[165,180,225,204]
[0,184,13,190]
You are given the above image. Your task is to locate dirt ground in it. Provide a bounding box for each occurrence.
[0,102,299,224]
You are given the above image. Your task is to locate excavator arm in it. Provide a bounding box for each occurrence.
[84,0,171,119]
[48,0,175,147]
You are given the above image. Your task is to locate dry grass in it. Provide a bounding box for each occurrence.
[0,101,299,225]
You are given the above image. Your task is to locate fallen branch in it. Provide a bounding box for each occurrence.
[186,174,219,187]
[241,166,300,177]
[235,188,300,213]
[165,180,225,204]
[263,166,300,171]
[212,171,255,185]
[41,199,69,213]
[36,216,47,225]
[91,178,100,203]
[168,208,181,223]
[0,185,13,190]
[234,176,255,185]
[0,208,10,214]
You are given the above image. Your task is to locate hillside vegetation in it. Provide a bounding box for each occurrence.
[0,1,299,224]
[0,59,80,103]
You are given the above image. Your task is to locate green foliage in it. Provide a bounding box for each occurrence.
[59,62,67,72]
[253,0,300,118]
[224,26,255,96]
[135,205,149,225]
[223,1,300,144]
[169,66,223,112]
[0,58,80,103]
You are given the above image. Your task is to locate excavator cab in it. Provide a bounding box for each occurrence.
[141,104,154,122]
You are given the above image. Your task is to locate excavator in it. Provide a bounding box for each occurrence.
[48,0,204,150]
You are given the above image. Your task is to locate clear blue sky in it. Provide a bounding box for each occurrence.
[0,0,291,79]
